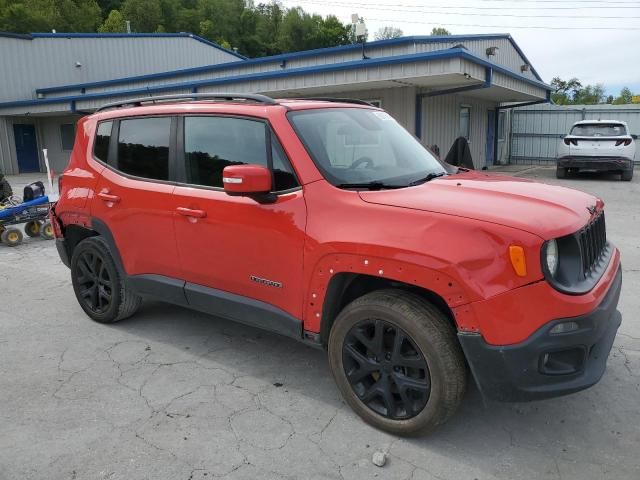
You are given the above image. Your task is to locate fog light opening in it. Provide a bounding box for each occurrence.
[540,347,586,375]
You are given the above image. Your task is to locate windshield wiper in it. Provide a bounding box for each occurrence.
[336,181,405,190]
[407,172,447,187]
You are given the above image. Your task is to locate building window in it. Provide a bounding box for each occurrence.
[498,111,506,141]
[60,124,76,151]
[459,106,471,140]
[93,121,112,163]
[117,117,171,181]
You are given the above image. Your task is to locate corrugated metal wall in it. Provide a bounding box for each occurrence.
[0,36,241,102]
[422,94,496,168]
[510,104,640,164]
[414,38,537,82]
[40,37,540,102]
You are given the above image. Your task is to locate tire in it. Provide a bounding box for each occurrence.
[556,167,567,179]
[25,220,41,237]
[621,168,634,181]
[1,228,23,247]
[328,289,467,436]
[70,236,142,323]
[40,220,54,240]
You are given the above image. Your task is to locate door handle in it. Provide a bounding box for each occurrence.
[98,191,120,203]
[176,207,207,218]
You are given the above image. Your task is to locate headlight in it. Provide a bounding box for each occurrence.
[544,239,559,276]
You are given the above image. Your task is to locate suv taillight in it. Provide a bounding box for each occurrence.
[564,138,578,146]
[615,139,632,146]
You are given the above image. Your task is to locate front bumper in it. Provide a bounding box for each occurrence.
[458,266,622,402]
[557,156,633,171]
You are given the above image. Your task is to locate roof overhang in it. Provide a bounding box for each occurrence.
[0,47,550,115]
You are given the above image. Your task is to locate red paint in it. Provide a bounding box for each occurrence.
[222,165,272,194]
[54,99,620,347]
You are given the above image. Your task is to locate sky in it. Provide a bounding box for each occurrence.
[279,0,640,97]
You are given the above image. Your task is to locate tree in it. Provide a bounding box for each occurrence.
[96,0,122,13]
[0,0,101,33]
[121,0,163,32]
[98,9,126,32]
[0,0,355,57]
[613,87,633,105]
[374,26,403,41]
[573,84,605,105]
[550,77,583,105]
[0,0,55,33]
[431,27,451,36]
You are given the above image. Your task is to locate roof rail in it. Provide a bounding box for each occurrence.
[94,93,277,112]
[290,97,376,107]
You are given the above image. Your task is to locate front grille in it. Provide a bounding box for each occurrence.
[577,211,607,277]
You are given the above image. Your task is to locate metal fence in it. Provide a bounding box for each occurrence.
[509,104,640,165]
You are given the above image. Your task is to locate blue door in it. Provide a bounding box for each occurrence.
[13,124,40,173]
[485,111,496,168]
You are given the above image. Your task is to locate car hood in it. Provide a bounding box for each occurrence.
[358,171,601,239]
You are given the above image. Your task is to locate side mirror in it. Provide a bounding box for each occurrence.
[222,164,274,202]
[632,134,638,140]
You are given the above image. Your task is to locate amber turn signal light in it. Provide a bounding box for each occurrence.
[509,246,527,277]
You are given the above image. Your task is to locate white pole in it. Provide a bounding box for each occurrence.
[42,148,57,202]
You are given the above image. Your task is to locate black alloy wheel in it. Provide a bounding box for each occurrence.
[75,250,113,314]
[342,319,430,420]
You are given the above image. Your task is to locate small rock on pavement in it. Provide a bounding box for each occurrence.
[372,451,387,467]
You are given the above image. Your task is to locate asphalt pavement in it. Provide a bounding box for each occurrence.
[1,168,638,480]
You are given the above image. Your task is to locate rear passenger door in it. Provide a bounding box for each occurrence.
[171,115,307,320]
[91,116,181,279]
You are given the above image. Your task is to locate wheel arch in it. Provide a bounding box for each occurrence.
[318,272,462,347]
[62,218,126,277]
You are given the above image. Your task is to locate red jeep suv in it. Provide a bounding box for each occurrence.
[52,94,622,435]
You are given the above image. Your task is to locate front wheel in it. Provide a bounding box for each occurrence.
[70,237,142,323]
[328,289,467,436]
[621,168,634,181]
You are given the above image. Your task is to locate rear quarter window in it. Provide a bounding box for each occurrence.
[93,121,112,162]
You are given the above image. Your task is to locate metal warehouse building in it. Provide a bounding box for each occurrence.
[0,32,551,175]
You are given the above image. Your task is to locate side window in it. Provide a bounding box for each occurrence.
[271,133,299,191]
[60,124,76,151]
[94,121,112,162]
[459,106,471,140]
[185,116,295,190]
[117,117,171,181]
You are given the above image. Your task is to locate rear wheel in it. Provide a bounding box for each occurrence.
[25,220,41,237]
[556,167,567,179]
[328,289,467,436]
[70,236,142,323]
[1,228,23,247]
[621,168,634,181]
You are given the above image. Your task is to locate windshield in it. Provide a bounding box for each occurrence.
[288,108,447,188]
[570,123,627,137]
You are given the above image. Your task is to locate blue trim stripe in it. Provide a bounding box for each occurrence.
[34,33,542,95]
[23,32,247,60]
[0,48,550,110]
